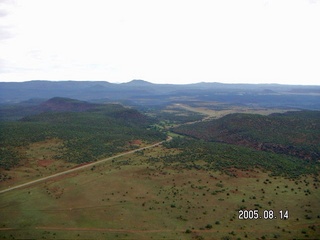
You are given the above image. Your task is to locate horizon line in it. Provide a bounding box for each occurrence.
[1,79,320,86]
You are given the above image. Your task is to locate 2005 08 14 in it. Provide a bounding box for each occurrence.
[238,209,289,220]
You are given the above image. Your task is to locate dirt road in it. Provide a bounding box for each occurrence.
[0,137,171,194]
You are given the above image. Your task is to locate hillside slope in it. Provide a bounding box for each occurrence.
[37,97,98,112]
[0,98,165,170]
[173,111,320,161]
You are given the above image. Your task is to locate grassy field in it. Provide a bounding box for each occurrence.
[0,137,153,192]
[170,102,295,120]
[0,144,319,239]
[0,139,77,189]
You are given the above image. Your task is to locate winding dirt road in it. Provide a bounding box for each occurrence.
[0,137,171,194]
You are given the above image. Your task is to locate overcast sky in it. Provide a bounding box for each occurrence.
[0,0,319,84]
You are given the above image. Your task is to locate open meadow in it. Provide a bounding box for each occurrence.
[167,102,296,120]
[1,144,319,239]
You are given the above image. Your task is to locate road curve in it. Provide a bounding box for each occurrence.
[0,137,172,194]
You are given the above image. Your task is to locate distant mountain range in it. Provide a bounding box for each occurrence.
[1,80,320,109]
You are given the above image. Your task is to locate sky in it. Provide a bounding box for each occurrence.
[0,0,319,85]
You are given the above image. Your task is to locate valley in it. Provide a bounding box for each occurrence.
[0,81,319,239]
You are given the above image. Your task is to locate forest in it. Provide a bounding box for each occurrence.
[0,100,165,169]
[173,111,320,162]
[158,137,319,178]
[1,98,319,178]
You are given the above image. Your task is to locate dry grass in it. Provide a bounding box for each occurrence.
[171,102,295,120]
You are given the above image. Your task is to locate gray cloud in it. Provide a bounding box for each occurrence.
[0,58,11,73]
[0,0,15,4]
[0,0,15,40]
[0,26,13,40]
[0,9,8,17]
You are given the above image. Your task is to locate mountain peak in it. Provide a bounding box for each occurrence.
[124,79,153,85]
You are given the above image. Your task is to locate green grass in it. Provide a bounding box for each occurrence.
[0,145,319,239]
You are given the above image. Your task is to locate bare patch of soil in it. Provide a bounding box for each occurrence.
[37,159,54,167]
[130,139,142,145]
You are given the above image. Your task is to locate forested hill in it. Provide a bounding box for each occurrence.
[20,97,151,124]
[173,111,320,161]
[0,99,165,169]
[0,97,152,122]
[37,97,99,112]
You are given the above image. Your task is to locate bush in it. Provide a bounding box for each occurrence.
[205,224,213,229]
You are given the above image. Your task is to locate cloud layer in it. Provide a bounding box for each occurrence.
[0,0,319,84]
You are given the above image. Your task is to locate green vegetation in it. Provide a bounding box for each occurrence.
[0,144,319,239]
[0,147,22,170]
[173,111,320,161]
[0,103,165,169]
[159,137,319,178]
[1,97,320,239]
